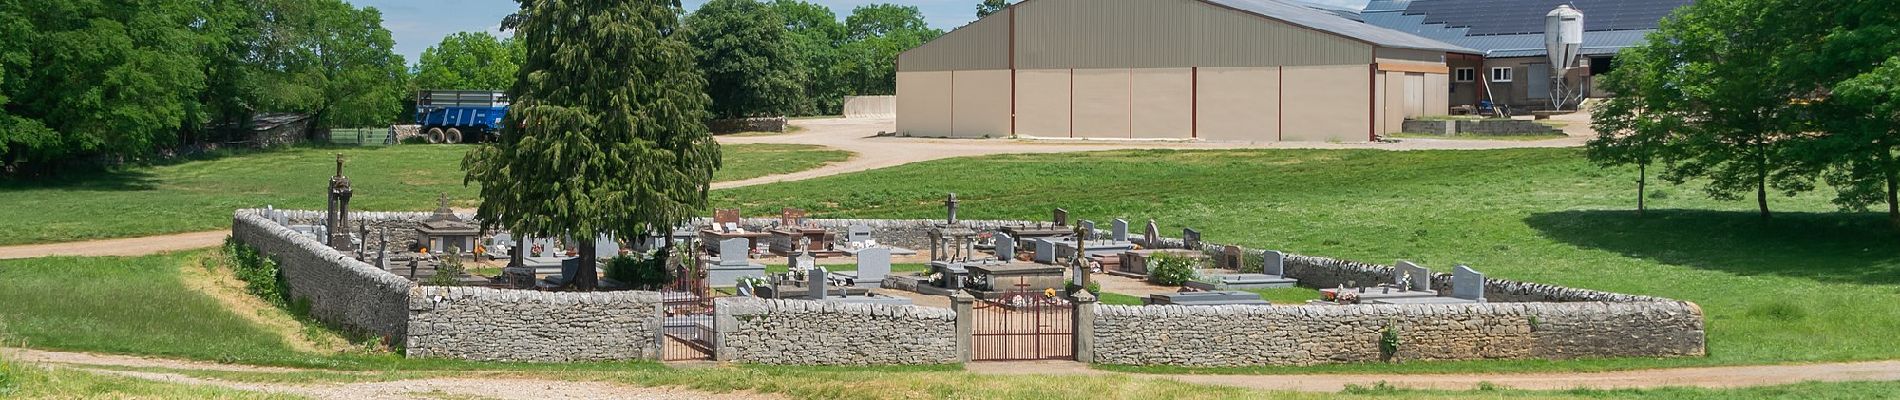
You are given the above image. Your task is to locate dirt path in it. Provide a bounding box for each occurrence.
[965,359,1900,392]
[712,117,1586,190]
[15,347,1900,395]
[0,230,227,260]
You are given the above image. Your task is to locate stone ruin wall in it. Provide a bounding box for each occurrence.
[281,210,471,253]
[232,210,413,344]
[406,286,664,362]
[715,297,959,365]
[1091,301,1704,367]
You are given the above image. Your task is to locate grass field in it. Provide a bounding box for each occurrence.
[1387,132,1572,141]
[0,143,849,246]
[714,148,1900,372]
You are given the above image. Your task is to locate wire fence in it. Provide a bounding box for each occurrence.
[324,127,397,146]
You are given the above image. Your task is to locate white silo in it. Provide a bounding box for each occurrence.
[1545,5,1585,70]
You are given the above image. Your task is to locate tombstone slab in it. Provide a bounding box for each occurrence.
[1452,264,1486,302]
[993,232,1015,261]
[1111,219,1129,242]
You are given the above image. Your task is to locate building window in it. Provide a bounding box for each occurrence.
[1455,68,1475,82]
[1490,67,1513,82]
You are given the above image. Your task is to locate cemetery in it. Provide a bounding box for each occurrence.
[222,159,1705,366]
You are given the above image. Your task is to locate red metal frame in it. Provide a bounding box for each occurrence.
[970,285,1075,361]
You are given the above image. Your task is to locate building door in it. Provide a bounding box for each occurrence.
[1527,64,1550,99]
[1404,73,1427,118]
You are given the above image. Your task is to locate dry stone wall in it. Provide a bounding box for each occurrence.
[1092,301,1703,367]
[231,210,413,343]
[716,297,958,365]
[406,286,664,362]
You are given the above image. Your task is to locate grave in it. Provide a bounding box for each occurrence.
[997,208,1075,247]
[746,266,912,305]
[416,193,480,254]
[1107,249,1203,278]
[1190,249,1298,290]
[703,237,766,287]
[964,263,1066,299]
[1111,219,1129,242]
[838,224,918,256]
[325,154,355,251]
[700,208,768,256]
[1371,264,1485,305]
[1143,219,1160,246]
[831,247,891,288]
[768,208,842,257]
[1146,291,1271,306]
[1318,260,1439,303]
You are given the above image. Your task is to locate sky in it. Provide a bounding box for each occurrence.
[344,0,1367,67]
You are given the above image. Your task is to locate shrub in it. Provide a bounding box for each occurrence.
[1064,279,1102,297]
[223,237,288,308]
[1147,252,1200,286]
[606,245,674,290]
[424,247,465,287]
[1380,321,1402,362]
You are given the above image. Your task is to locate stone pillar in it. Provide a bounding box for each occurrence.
[1072,290,1096,364]
[650,299,668,361]
[951,291,974,363]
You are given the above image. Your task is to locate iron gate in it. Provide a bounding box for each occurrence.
[661,264,716,361]
[971,289,1075,361]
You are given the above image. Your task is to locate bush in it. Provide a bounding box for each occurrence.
[223,237,288,308]
[1147,252,1200,286]
[1064,279,1102,297]
[606,246,673,290]
[424,247,465,287]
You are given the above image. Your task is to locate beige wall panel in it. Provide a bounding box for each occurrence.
[896,71,954,137]
[1016,69,1073,137]
[952,70,1014,138]
[1012,0,1372,70]
[1404,73,1427,118]
[1071,69,1132,138]
[1425,73,1450,115]
[898,9,1010,72]
[1381,72,1405,134]
[1375,48,1448,64]
[1281,65,1371,142]
[1197,67,1281,142]
[1130,68,1193,139]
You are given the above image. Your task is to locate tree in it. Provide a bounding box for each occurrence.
[976,0,1010,18]
[772,0,849,115]
[1817,57,1900,225]
[686,0,806,119]
[839,5,940,96]
[412,32,521,91]
[466,0,719,291]
[1587,45,1687,216]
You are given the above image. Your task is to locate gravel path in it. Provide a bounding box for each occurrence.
[0,230,227,260]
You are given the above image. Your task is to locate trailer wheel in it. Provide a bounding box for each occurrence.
[445,128,464,144]
[426,127,445,144]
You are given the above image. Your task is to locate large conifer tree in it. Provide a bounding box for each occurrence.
[466,0,719,290]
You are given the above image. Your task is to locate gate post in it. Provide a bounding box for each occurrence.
[1072,290,1097,363]
[952,291,974,363]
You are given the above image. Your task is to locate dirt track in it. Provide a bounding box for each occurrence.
[0,230,226,260]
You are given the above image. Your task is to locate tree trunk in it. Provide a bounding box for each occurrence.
[1886,152,1899,228]
[1638,162,1648,216]
[577,240,599,291]
[1756,142,1771,220]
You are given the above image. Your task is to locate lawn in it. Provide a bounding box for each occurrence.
[1387,132,1572,141]
[713,148,1900,372]
[0,143,849,246]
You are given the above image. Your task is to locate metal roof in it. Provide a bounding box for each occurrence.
[1204,0,1476,53]
[1349,0,1683,57]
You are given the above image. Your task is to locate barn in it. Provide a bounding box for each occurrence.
[894,0,1476,142]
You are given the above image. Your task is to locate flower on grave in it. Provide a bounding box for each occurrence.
[1335,290,1360,305]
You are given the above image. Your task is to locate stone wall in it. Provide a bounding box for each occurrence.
[1398,119,1561,136]
[725,217,1042,251]
[715,297,958,365]
[406,286,665,362]
[281,210,473,253]
[231,210,413,343]
[1091,301,1704,367]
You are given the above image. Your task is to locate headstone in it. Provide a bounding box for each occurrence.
[791,252,816,273]
[780,208,806,227]
[1183,228,1202,250]
[847,224,873,244]
[1262,250,1285,276]
[1452,265,1485,302]
[1033,238,1058,264]
[808,267,830,300]
[714,208,741,225]
[1144,219,1159,246]
[1053,208,1069,227]
[1394,260,1430,292]
[1111,219,1129,242]
[491,233,515,247]
[1080,220,1096,240]
[594,235,620,258]
[718,238,750,266]
[736,281,755,297]
[856,247,892,283]
[1220,245,1242,270]
[994,232,1015,261]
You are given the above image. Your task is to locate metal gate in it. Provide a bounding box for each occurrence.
[971,289,1075,361]
[661,264,716,361]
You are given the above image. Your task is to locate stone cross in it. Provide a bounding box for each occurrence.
[1072,225,1091,288]
[1111,219,1129,242]
[326,154,354,251]
[1144,219,1159,247]
[1452,264,1486,302]
[943,193,959,224]
[994,232,1015,261]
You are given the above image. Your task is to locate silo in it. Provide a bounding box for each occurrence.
[1544,5,1585,70]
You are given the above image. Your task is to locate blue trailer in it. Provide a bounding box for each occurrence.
[414,90,508,143]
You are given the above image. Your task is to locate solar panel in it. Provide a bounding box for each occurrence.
[1401,0,1690,36]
